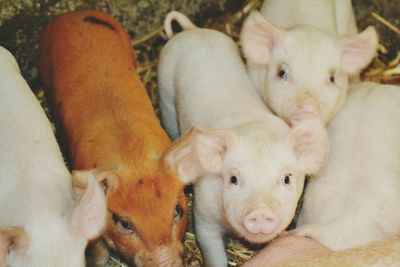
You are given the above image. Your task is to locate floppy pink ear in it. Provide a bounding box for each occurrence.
[72,169,118,197]
[339,26,378,75]
[0,227,28,267]
[69,174,107,241]
[240,11,285,65]
[163,127,235,184]
[286,119,329,174]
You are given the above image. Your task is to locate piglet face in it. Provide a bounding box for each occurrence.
[241,11,378,125]
[263,28,349,126]
[221,136,305,243]
[83,168,187,267]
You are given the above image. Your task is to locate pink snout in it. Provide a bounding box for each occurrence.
[244,208,277,235]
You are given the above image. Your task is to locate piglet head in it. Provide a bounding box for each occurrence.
[169,123,327,243]
[223,120,328,243]
[165,123,327,245]
[1,172,106,267]
[76,166,187,267]
[241,11,378,125]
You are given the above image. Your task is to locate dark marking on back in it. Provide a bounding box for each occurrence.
[83,16,116,31]
[138,179,144,185]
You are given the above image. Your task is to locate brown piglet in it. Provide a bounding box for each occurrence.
[38,10,187,267]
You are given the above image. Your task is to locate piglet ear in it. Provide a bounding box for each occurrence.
[72,169,118,197]
[339,26,378,75]
[163,127,235,184]
[69,174,107,241]
[0,227,28,266]
[286,119,329,174]
[240,11,285,65]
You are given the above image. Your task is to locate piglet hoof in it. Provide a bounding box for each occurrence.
[86,238,110,267]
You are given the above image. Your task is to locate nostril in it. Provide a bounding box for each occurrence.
[262,217,278,234]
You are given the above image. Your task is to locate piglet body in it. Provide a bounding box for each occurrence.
[0,46,106,267]
[278,238,400,267]
[242,235,331,267]
[158,11,328,267]
[38,10,187,267]
[243,235,400,267]
[260,0,357,35]
[240,2,378,125]
[295,82,400,250]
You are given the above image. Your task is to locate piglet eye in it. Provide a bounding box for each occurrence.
[277,64,289,80]
[112,213,135,234]
[329,70,335,83]
[174,204,184,220]
[282,174,292,185]
[230,176,238,185]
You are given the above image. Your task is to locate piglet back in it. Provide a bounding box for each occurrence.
[38,10,170,169]
[39,10,135,88]
[0,46,66,179]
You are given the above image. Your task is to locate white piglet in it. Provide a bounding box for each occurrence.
[260,0,358,35]
[159,12,329,267]
[240,4,378,126]
[294,82,400,250]
[0,46,107,267]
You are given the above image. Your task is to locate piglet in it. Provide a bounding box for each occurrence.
[243,235,400,267]
[279,238,400,267]
[0,46,106,267]
[240,9,378,125]
[242,235,331,267]
[158,11,329,267]
[38,10,187,267]
[260,0,358,35]
[294,82,400,250]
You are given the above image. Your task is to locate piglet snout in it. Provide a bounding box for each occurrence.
[152,245,183,267]
[244,208,277,234]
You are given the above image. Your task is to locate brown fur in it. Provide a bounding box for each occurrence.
[38,10,187,266]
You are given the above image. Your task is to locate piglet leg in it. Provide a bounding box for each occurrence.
[195,217,227,267]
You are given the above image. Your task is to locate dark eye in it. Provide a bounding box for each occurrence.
[277,65,289,80]
[112,213,135,234]
[283,174,292,185]
[329,70,335,83]
[230,176,238,185]
[174,204,184,220]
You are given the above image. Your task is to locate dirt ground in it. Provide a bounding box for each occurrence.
[0,0,399,266]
